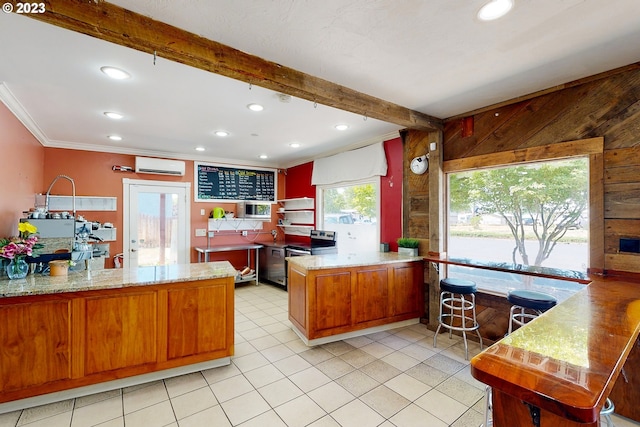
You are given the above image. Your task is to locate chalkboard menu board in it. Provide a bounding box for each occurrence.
[195,162,276,202]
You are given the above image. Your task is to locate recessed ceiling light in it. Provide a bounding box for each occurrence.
[289,143,301,148]
[108,135,122,141]
[247,103,264,112]
[259,154,268,159]
[195,147,206,152]
[477,0,513,21]
[100,66,131,80]
[214,130,229,137]
[104,111,123,120]
[335,124,349,131]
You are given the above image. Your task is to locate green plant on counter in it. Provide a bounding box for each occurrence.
[397,237,420,248]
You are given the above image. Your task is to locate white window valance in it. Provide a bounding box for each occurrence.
[311,142,388,185]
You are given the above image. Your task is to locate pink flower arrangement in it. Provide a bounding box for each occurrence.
[0,222,42,260]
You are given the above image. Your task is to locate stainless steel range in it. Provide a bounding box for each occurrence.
[283,230,338,289]
[286,229,338,256]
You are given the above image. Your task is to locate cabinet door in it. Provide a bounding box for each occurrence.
[288,267,308,331]
[167,283,230,359]
[354,268,388,324]
[389,264,422,317]
[84,292,157,374]
[0,300,71,392]
[313,272,351,331]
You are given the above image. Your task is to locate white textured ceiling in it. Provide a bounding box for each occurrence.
[2,0,640,168]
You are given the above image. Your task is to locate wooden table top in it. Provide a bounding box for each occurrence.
[470,275,640,423]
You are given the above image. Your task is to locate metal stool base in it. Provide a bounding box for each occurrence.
[433,290,483,360]
[508,305,547,335]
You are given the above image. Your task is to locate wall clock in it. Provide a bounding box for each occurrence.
[410,154,429,175]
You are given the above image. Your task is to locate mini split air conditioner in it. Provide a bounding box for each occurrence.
[135,157,186,176]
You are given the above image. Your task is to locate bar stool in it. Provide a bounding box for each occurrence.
[601,398,615,427]
[507,289,557,335]
[433,277,483,360]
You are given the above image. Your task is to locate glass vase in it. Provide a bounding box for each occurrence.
[6,257,29,279]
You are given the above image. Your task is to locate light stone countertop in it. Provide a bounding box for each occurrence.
[0,261,237,298]
[287,251,424,270]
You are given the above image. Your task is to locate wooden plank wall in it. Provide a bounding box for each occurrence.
[400,129,431,254]
[438,65,640,275]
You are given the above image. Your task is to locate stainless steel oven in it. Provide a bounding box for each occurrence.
[284,230,338,289]
[286,247,312,257]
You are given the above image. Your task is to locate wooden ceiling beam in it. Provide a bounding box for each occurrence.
[19,0,442,131]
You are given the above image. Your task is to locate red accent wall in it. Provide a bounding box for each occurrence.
[381,137,403,252]
[0,103,44,237]
[285,162,315,199]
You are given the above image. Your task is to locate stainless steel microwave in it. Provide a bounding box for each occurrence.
[237,201,272,220]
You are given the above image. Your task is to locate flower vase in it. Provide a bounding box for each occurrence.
[0,258,8,278]
[7,257,29,279]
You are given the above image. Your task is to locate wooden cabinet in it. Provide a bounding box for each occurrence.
[84,292,158,374]
[289,259,424,344]
[354,267,388,324]
[389,264,422,316]
[167,284,232,359]
[0,276,234,404]
[313,272,352,331]
[0,299,71,393]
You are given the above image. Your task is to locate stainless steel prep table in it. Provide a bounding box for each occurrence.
[195,244,263,285]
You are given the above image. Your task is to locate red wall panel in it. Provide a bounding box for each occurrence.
[381,138,403,251]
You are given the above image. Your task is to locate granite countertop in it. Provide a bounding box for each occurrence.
[0,261,237,298]
[287,251,424,270]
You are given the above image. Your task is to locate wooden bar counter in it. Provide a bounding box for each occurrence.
[288,252,424,346]
[470,275,640,426]
[0,262,236,413]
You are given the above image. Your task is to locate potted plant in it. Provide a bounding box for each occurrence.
[397,237,420,256]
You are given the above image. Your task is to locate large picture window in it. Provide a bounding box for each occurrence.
[448,158,589,271]
[317,179,380,254]
[442,138,604,299]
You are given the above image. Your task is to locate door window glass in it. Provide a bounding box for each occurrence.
[136,191,181,266]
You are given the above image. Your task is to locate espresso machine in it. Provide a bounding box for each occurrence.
[22,175,89,270]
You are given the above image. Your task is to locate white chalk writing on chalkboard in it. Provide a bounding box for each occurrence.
[194,162,276,202]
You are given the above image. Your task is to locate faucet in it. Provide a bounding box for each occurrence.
[45,174,76,217]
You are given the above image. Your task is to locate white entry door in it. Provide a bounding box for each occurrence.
[123,179,190,268]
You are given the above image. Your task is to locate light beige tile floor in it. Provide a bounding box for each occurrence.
[1,282,638,427]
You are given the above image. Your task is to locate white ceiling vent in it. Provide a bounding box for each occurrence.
[135,156,186,176]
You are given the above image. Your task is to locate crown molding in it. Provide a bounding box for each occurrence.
[0,82,50,146]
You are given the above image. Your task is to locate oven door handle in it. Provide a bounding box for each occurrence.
[286,248,311,256]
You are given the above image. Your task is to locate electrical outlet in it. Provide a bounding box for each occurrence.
[242,231,248,236]
[195,228,207,237]
[200,209,205,215]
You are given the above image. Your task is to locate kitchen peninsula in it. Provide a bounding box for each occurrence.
[0,262,236,413]
[287,252,424,345]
